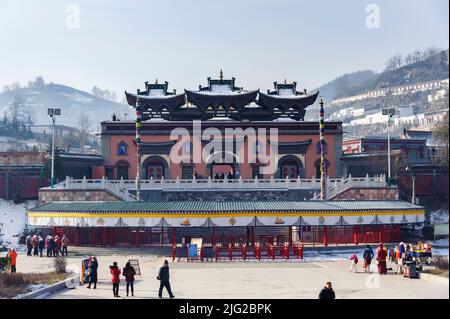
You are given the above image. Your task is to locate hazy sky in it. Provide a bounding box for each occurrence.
[0,0,448,96]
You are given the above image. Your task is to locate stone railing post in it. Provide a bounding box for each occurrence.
[239,176,243,188]
[82,176,87,189]
[65,176,70,188]
[176,176,180,189]
[149,176,154,188]
[208,176,212,188]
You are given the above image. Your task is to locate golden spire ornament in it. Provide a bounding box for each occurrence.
[219,69,223,80]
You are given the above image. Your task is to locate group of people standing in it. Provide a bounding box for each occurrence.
[25,234,70,257]
[83,257,174,298]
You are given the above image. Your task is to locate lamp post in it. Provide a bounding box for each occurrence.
[382,107,395,185]
[405,166,416,204]
[48,108,61,188]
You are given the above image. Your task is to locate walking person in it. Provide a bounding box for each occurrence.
[110,262,121,297]
[157,260,175,298]
[7,249,17,273]
[87,256,98,289]
[38,236,45,257]
[318,282,336,299]
[61,234,70,256]
[376,243,388,275]
[123,262,136,297]
[349,254,358,273]
[25,235,32,256]
[363,245,374,273]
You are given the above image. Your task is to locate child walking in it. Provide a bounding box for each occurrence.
[349,254,358,273]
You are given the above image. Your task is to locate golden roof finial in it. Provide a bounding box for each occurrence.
[155,78,158,84]
[219,69,223,80]
[284,78,287,84]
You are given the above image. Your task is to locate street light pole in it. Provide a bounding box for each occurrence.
[387,115,391,181]
[51,114,55,188]
[48,108,61,188]
[382,105,395,185]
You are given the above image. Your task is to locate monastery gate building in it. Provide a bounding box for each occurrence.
[29,73,425,253]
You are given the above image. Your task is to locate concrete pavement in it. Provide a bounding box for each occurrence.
[12,248,449,299]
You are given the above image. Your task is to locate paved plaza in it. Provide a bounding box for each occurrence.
[12,247,449,299]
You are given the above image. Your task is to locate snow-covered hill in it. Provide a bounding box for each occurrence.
[0,81,130,127]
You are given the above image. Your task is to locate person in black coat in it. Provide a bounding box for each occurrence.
[157,260,174,298]
[38,236,45,257]
[318,282,336,299]
[87,257,98,289]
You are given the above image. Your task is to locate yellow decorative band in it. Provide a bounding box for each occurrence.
[28,209,425,219]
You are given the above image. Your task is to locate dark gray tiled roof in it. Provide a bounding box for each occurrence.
[30,200,423,214]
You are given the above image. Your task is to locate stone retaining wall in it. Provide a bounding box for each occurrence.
[330,187,399,200]
[39,189,120,204]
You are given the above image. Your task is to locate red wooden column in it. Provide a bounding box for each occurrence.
[52,226,56,236]
[136,227,140,248]
[149,227,152,248]
[288,226,293,247]
[212,226,215,246]
[353,225,358,245]
[251,227,255,247]
[378,225,383,243]
[172,227,176,247]
[91,228,96,246]
[102,228,107,247]
[75,227,80,246]
[323,226,328,247]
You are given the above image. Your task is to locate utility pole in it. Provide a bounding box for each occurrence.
[382,90,395,185]
[48,108,61,188]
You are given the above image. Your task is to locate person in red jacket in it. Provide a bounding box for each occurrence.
[110,262,121,297]
[376,243,387,275]
[54,236,62,257]
[7,249,18,273]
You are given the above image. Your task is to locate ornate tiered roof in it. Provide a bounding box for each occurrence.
[124,74,319,121]
[124,80,186,121]
[256,81,319,121]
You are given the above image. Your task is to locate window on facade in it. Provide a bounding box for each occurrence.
[182,165,194,179]
[408,148,419,161]
[117,142,128,156]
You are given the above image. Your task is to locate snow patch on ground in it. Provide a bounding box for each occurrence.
[0,199,36,248]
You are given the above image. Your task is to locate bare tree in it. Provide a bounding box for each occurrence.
[385,54,403,71]
[77,111,92,153]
